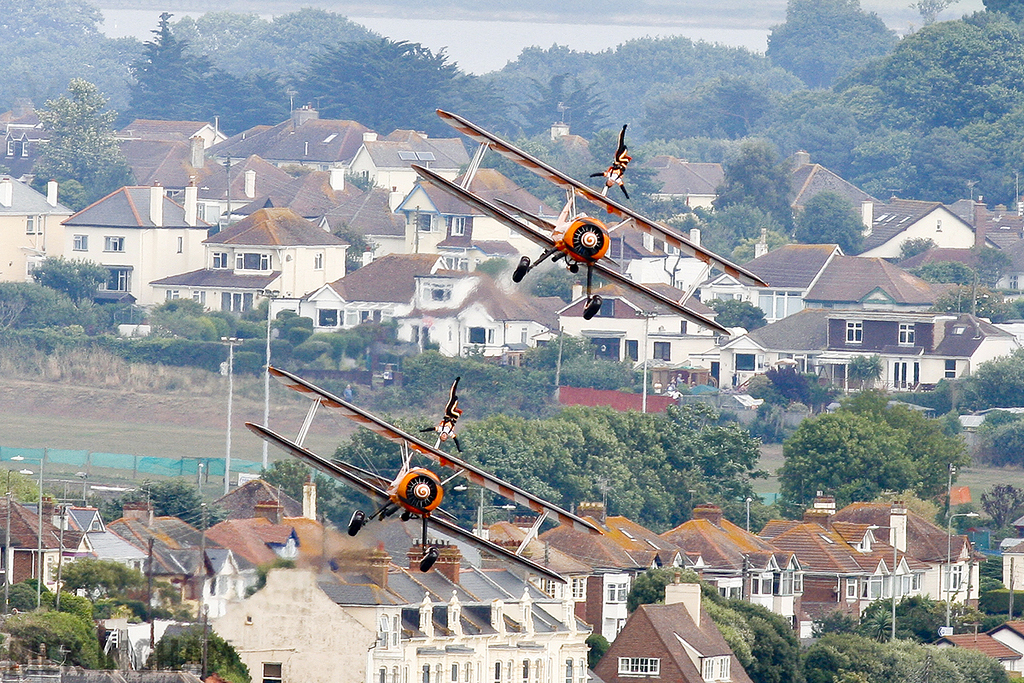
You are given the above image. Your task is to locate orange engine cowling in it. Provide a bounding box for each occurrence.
[393,468,444,513]
[560,217,609,263]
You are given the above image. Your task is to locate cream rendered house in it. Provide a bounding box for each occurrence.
[0,177,72,281]
[348,129,468,199]
[62,185,209,304]
[859,199,988,259]
[151,207,348,312]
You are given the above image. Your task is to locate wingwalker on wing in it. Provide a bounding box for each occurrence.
[246,367,601,582]
[412,109,769,330]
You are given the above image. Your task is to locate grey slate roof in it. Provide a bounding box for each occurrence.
[742,244,840,290]
[211,116,369,165]
[805,255,942,305]
[0,176,72,216]
[63,187,210,229]
[862,199,966,252]
[321,185,406,237]
[744,308,831,351]
[364,130,468,170]
[149,269,281,289]
[644,156,723,196]
[322,253,442,303]
[790,162,875,209]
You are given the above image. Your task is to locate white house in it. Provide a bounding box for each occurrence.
[62,185,210,305]
[859,199,989,259]
[0,176,73,281]
[349,129,469,198]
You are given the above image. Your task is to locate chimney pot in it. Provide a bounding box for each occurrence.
[578,501,606,523]
[184,183,198,227]
[691,504,723,527]
[0,177,13,208]
[46,180,58,208]
[149,184,163,226]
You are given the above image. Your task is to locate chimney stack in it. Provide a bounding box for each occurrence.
[329,168,345,192]
[408,543,461,584]
[149,184,163,226]
[46,180,58,208]
[665,579,702,623]
[550,122,570,140]
[184,182,198,227]
[889,501,908,553]
[974,201,987,248]
[123,501,154,526]
[368,543,390,589]
[578,501,606,523]
[0,177,13,208]
[190,136,205,169]
[291,106,319,127]
[793,150,811,167]
[754,227,769,258]
[302,476,317,520]
[254,500,284,525]
[862,201,874,234]
[691,503,724,527]
[244,169,256,199]
[803,492,836,529]
[689,227,701,247]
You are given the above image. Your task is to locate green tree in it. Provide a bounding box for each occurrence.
[627,567,680,612]
[6,611,101,668]
[703,203,785,257]
[128,12,214,122]
[150,625,250,683]
[931,285,1010,321]
[643,76,771,140]
[115,480,220,528]
[0,282,91,331]
[300,38,463,136]
[586,634,609,670]
[767,0,897,89]
[30,257,107,304]
[59,559,145,600]
[707,299,767,331]
[913,0,959,24]
[794,191,864,253]
[960,350,1024,411]
[714,141,795,232]
[34,79,133,209]
[899,238,937,262]
[912,261,977,285]
[520,73,609,138]
[847,355,883,390]
[985,0,1024,21]
[981,484,1024,529]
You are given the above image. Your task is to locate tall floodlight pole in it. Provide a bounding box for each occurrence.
[946,511,979,629]
[222,337,240,495]
[259,290,279,470]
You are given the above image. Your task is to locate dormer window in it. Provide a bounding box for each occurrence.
[448,216,467,237]
[429,284,451,302]
[700,656,729,682]
[237,252,271,271]
[898,323,915,345]
[846,321,863,343]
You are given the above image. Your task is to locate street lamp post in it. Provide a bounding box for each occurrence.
[258,290,279,470]
[745,497,753,533]
[222,337,240,496]
[946,511,980,630]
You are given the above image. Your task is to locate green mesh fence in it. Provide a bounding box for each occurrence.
[0,446,262,479]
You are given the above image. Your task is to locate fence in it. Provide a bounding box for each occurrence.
[0,446,263,479]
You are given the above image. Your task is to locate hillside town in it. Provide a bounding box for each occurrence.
[6,0,1024,682]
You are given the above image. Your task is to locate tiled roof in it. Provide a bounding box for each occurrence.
[741,308,831,351]
[760,521,867,574]
[948,199,1024,249]
[323,253,442,303]
[0,176,72,216]
[232,170,363,219]
[933,315,1014,358]
[63,187,210,229]
[539,520,647,571]
[107,517,215,576]
[120,139,194,188]
[742,244,840,290]
[194,155,297,204]
[938,633,1022,659]
[210,118,369,165]
[899,247,979,269]
[644,156,723,196]
[0,500,73,550]
[149,269,280,289]
[805,255,941,305]
[118,119,213,140]
[205,517,297,566]
[321,185,406,237]
[204,207,347,247]
[790,163,875,209]
[214,479,303,520]
[863,200,964,252]
[659,517,779,573]
[364,130,468,170]
[830,502,972,564]
[406,274,562,330]
[486,522,592,575]
[420,168,553,217]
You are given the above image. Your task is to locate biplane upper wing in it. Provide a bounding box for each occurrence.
[246,422,567,583]
[435,109,767,288]
[266,366,601,535]
[413,164,730,335]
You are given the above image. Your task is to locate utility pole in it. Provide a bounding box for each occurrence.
[55,505,65,611]
[147,537,155,649]
[201,605,210,679]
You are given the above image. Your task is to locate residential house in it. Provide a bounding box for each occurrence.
[801,255,945,313]
[995,239,1024,293]
[230,166,361,223]
[859,199,988,259]
[659,504,803,627]
[395,270,561,360]
[644,156,724,210]
[292,253,445,332]
[593,581,752,683]
[558,282,720,369]
[789,151,876,210]
[209,107,368,172]
[150,207,348,312]
[65,506,147,572]
[396,168,548,269]
[1002,540,1024,592]
[213,478,304,521]
[0,176,73,281]
[830,501,981,610]
[61,185,210,304]
[214,549,590,683]
[539,503,687,642]
[349,128,469,198]
[0,99,46,179]
[987,621,1024,674]
[701,244,841,324]
[936,632,1024,674]
[486,521,595,608]
[0,498,83,591]
[761,497,932,635]
[319,185,407,260]
[949,199,1024,250]
[718,308,1018,391]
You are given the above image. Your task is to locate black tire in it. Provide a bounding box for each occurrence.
[419,546,440,572]
[512,256,531,283]
[568,263,579,274]
[583,296,603,320]
[347,510,366,537]
[401,510,413,522]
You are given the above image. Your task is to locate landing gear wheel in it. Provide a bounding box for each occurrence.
[347,510,366,537]
[583,296,603,320]
[512,256,531,283]
[568,263,580,274]
[401,510,413,522]
[419,546,440,572]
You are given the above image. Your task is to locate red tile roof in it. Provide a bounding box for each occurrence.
[938,633,1022,660]
[204,207,347,247]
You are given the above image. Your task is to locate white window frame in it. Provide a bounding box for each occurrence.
[898,323,915,346]
[73,234,88,252]
[618,658,660,676]
[449,216,467,236]
[104,236,125,252]
[846,321,863,343]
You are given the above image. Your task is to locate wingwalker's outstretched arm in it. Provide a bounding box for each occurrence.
[590,124,631,199]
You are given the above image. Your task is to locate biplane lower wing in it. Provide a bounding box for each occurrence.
[246,422,567,584]
[434,109,767,288]
[266,367,601,535]
[413,165,729,334]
